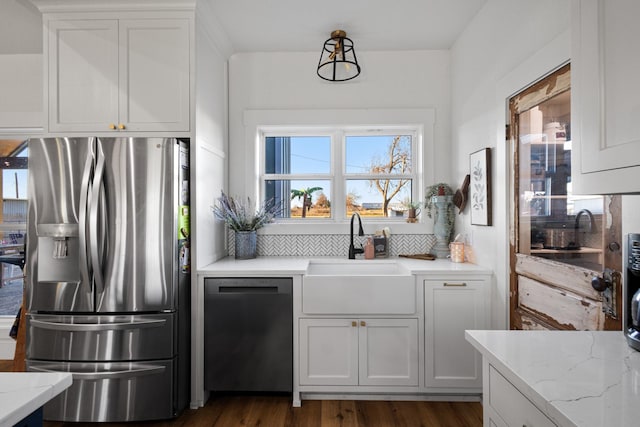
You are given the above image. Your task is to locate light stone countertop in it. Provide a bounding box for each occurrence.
[198,256,492,276]
[465,330,640,427]
[0,372,72,426]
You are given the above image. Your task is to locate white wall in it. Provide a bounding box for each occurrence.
[622,196,640,247]
[0,0,42,55]
[0,54,43,130]
[450,0,572,329]
[194,1,230,268]
[227,50,451,199]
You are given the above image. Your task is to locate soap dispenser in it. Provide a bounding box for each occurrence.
[364,237,375,259]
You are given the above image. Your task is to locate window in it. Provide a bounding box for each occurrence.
[261,128,418,221]
[0,140,28,318]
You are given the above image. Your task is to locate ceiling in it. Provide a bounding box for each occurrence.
[208,0,487,52]
[0,0,487,55]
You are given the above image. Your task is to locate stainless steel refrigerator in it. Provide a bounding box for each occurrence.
[24,137,190,422]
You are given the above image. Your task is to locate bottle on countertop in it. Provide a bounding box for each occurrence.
[364,237,375,259]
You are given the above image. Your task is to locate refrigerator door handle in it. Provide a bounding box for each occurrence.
[89,140,107,296]
[29,318,167,332]
[30,364,166,380]
[78,138,95,295]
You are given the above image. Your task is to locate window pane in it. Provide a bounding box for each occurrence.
[346,179,412,218]
[265,136,331,174]
[0,142,27,317]
[345,135,412,174]
[266,179,331,218]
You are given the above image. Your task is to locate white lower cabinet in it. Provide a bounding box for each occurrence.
[487,365,556,427]
[295,269,491,405]
[299,318,419,387]
[424,278,489,390]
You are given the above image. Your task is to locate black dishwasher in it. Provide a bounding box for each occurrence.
[204,277,293,392]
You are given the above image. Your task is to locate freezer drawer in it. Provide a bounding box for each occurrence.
[26,313,175,361]
[27,359,175,422]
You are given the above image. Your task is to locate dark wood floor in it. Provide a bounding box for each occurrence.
[2,361,483,426]
[43,396,483,427]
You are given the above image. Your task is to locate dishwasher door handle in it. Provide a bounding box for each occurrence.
[218,286,281,294]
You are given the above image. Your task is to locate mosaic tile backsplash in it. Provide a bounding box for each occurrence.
[227,233,437,257]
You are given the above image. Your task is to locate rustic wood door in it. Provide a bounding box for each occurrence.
[508,64,622,331]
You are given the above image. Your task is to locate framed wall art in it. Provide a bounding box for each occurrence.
[469,147,492,226]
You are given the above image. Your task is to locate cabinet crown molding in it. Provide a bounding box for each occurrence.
[29,0,196,13]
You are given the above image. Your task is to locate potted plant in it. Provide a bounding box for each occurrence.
[424,183,455,257]
[212,191,279,259]
[403,200,422,223]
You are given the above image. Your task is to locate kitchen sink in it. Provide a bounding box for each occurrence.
[305,259,410,277]
[302,259,415,314]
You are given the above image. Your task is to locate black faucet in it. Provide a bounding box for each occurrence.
[348,212,365,259]
[574,208,597,248]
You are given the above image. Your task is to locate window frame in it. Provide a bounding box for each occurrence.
[0,139,28,319]
[242,108,435,234]
[259,127,420,222]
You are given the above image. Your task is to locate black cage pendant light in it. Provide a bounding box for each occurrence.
[317,30,361,82]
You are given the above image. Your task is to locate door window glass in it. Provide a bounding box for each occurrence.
[517,90,605,271]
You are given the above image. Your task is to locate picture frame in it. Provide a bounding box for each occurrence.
[469,147,492,226]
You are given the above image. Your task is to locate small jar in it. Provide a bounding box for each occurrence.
[449,242,465,263]
[364,237,375,259]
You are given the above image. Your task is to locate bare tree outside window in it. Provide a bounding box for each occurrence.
[368,135,411,216]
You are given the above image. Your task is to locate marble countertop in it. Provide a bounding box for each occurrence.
[0,372,72,426]
[465,330,640,427]
[198,256,492,276]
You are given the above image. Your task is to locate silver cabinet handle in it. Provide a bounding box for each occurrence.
[30,318,166,332]
[443,282,467,287]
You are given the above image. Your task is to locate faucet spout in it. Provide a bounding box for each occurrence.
[574,209,597,248]
[349,213,365,259]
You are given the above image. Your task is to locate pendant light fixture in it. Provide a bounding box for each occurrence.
[317,30,361,82]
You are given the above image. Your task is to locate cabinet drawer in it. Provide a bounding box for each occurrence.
[489,365,556,427]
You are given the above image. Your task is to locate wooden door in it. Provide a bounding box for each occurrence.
[509,64,622,331]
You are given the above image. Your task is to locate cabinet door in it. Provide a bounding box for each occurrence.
[48,19,119,132]
[299,318,358,386]
[488,365,556,427]
[119,19,191,132]
[358,318,419,386]
[424,279,487,389]
[572,0,640,194]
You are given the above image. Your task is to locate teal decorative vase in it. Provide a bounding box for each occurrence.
[431,195,453,258]
[235,230,257,259]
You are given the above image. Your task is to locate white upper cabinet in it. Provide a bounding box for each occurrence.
[118,19,190,132]
[45,13,192,134]
[572,0,640,194]
[47,19,119,133]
